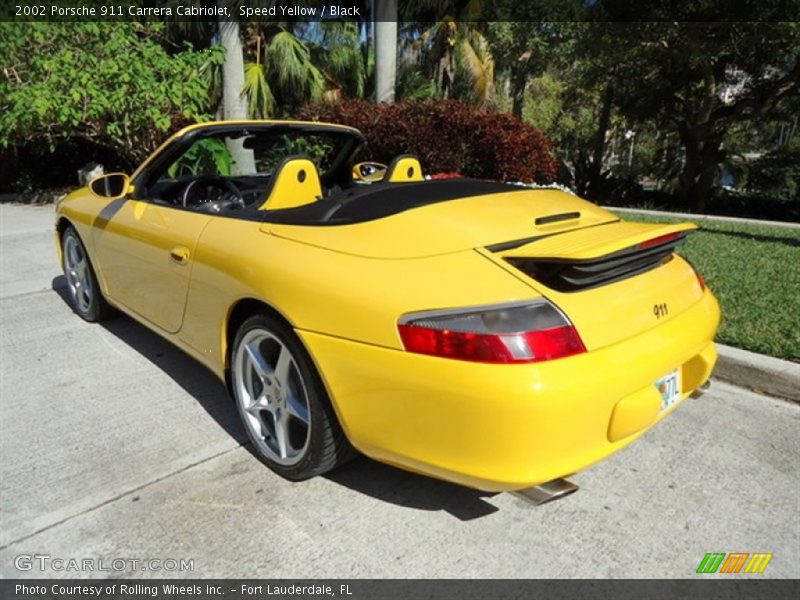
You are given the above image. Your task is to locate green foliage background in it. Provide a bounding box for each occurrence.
[0,22,224,167]
[620,212,800,361]
[0,13,797,360]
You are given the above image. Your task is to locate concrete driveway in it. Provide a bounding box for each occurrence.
[1,203,798,578]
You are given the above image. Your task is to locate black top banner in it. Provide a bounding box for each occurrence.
[3,0,800,22]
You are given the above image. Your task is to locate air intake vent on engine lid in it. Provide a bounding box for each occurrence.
[505,232,688,292]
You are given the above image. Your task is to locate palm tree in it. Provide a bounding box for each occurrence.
[315,21,370,101]
[423,18,457,99]
[374,0,398,102]
[237,22,326,117]
[218,19,248,121]
[403,1,495,104]
[454,28,494,104]
[396,64,437,100]
[166,9,325,120]
[218,18,256,174]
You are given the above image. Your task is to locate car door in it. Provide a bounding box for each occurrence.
[91,198,212,334]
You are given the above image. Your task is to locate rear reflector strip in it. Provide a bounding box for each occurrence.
[638,231,684,249]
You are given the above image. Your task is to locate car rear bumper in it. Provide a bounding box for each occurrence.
[299,290,720,491]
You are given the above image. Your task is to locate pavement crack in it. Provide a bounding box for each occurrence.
[0,286,65,302]
[0,442,248,550]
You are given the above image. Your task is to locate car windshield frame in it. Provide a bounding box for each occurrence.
[132,122,365,199]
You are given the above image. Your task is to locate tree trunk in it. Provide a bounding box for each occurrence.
[589,83,614,189]
[374,0,398,103]
[511,50,534,118]
[219,19,247,120]
[511,72,526,118]
[438,51,455,99]
[677,126,724,212]
[218,17,256,174]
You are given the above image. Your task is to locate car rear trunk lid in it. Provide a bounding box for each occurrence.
[264,189,618,258]
[482,221,704,351]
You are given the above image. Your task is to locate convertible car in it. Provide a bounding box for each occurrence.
[56,120,720,497]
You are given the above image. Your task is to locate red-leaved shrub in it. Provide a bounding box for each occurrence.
[429,172,464,179]
[297,100,558,183]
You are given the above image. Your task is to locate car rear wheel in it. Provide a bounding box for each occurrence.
[231,313,355,479]
[61,227,112,322]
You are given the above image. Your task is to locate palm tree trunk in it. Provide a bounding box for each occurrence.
[589,83,614,189]
[511,50,533,118]
[218,16,256,174]
[440,52,454,99]
[219,19,247,120]
[374,0,397,103]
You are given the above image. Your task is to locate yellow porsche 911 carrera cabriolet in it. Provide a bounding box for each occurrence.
[56,120,719,497]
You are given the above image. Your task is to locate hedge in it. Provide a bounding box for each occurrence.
[298,99,558,183]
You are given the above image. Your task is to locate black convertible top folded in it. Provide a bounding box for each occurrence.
[260,178,524,226]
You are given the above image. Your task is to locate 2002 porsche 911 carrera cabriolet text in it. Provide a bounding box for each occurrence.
[56,120,720,495]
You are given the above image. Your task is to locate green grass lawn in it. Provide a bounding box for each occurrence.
[612,211,800,362]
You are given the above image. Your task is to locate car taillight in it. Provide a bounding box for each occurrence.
[694,268,706,291]
[397,300,586,364]
[683,257,706,291]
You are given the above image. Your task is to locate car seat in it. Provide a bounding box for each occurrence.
[259,156,322,210]
[384,154,424,183]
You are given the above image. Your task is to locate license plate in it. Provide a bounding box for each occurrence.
[655,369,681,411]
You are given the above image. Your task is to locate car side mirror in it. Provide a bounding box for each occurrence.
[352,162,387,183]
[89,173,131,199]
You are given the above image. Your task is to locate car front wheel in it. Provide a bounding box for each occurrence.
[230,313,355,480]
[61,227,112,322]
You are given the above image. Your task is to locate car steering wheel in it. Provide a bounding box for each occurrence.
[180,175,246,211]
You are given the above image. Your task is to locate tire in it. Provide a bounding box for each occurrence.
[230,313,356,480]
[61,227,112,322]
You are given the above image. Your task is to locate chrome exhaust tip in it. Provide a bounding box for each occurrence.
[513,478,579,506]
[690,381,711,399]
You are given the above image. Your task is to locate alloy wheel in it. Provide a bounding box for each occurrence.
[232,328,312,465]
[63,233,93,314]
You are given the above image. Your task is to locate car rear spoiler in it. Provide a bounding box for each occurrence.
[492,221,698,261]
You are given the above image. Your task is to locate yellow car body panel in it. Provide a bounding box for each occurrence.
[267,189,617,258]
[483,247,706,352]
[298,293,718,491]
[90,199,212,333]
[55,119,721,491]
[182,219,542,365]
[499,220,698,260]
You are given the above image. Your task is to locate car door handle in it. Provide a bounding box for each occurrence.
[169,246,191,265]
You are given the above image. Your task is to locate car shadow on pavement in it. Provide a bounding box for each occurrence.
[325,457,501,521]
[52,275,501,521]
[51,275,247,447]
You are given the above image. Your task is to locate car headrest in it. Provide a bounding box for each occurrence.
[385,154,424,183]
[259,156,322,211]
